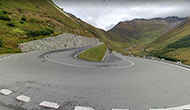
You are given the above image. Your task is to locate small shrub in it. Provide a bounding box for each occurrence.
[0,39,3,47]
[20,20,25,24]
[26,28,54,37]
[0,10,10,21]
[7,22,16,27]
[20,16,26,24]
[0,9,8,15]
[21,16,26,21]
[0,14,10,21]
[1,10,8,14]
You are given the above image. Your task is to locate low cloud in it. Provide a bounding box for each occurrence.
[53,0,190,30]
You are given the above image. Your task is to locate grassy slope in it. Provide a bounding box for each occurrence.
[108,19,179,45]
[145,19,190,64]
[0,0,109,54]
[107,18,187,56]
[78,44,107,62]
[109,21,166,43]
[147,19,190,50]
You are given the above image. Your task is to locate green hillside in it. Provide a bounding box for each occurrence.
[146,18,190,64]
[107,17,190,65]
[108,17,186,51]
[0,0,109,54]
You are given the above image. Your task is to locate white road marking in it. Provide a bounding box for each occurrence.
[75,106,95,110]
[150,108,167,110]
[112,108,129,110]
[0,89,13,96]
[39,101,60,109]
[16,95,31,103]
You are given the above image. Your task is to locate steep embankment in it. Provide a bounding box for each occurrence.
[145,18,190,64]
[108,17,186,49]
[0,0,109,54]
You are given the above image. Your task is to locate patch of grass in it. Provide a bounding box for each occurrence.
[78,44,107,62]
[0,48,21,54]
[12,28,25,34]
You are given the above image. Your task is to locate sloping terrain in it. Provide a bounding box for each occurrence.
[108,17,186,47]
[145,18,190,64]
[0,0,109,54]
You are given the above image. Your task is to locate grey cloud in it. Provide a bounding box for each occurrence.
[53,0,190,30]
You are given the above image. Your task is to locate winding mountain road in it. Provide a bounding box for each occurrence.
[0,48,190,110]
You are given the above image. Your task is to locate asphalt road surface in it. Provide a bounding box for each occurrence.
[0,48,190,110]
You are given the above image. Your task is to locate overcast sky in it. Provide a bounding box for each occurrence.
[53,0,190,30]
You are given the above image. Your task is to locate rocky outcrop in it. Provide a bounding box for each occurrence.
[19,33,100,52]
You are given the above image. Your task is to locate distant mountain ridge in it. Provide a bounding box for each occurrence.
[108,16,190,65]
[129,16,187,23]
[108,16,187,45]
